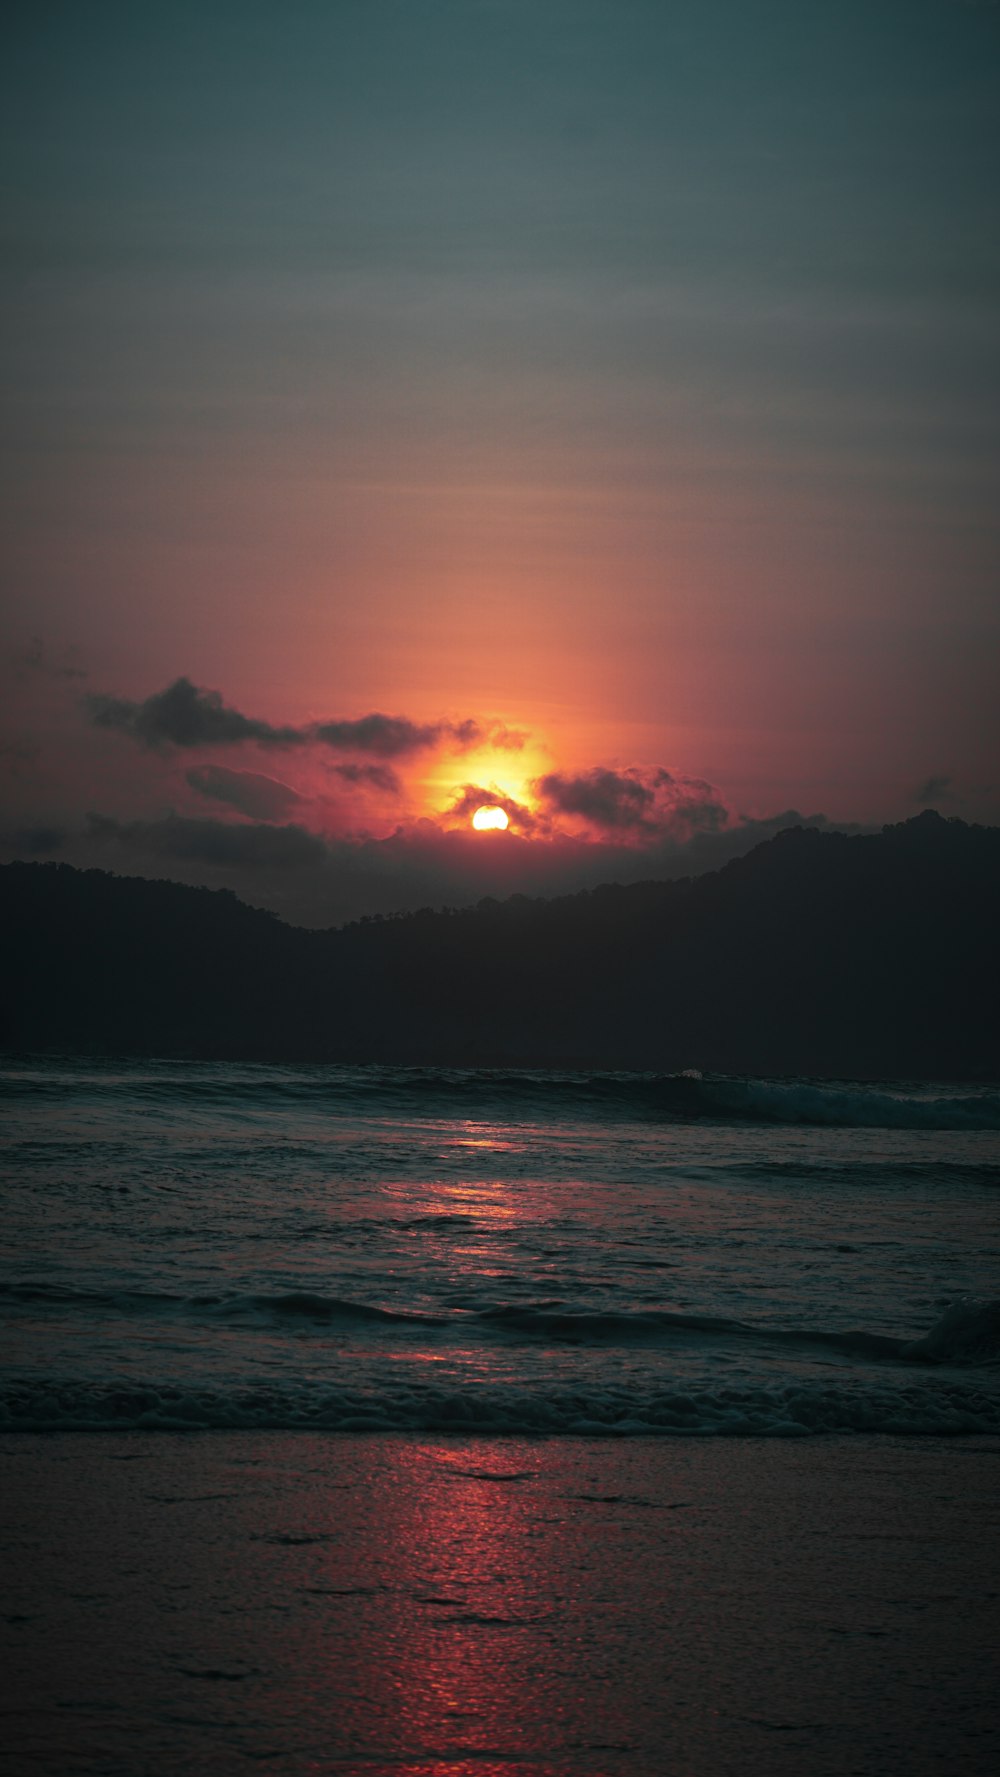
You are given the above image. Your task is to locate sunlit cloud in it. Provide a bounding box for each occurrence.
[445,783,540,836]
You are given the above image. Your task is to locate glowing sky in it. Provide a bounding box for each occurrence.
[2,1,998,924]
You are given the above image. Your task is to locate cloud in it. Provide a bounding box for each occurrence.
[13,823,67,853]
[86,676,518,761]
[487,724,528,753]
[10,800,855,928]
[11,637,86,682]
[88,678,303,751]
[314,714,458,757]
[186,765,307,823]
[84,811,327,869]
[313,714,521,757]
[442,764,729,846]
[914,774,956,805]
[446,783,540,834]
[537,767,657,830]
[536,766,731,841]
[186,759,402,826]
[0,738,41,772]
[331,762,402,793]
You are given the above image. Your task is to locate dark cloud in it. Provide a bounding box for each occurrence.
[84,811,327,869]
[313,714,453,757]
[87,678,303,751]
[186,765,306,823]
[13,824,67,854]
[538,767,657,830]
[536,767,730,840]
[0,738,42,771]
[331,762,402,794]
[447,763,731,846]
[12,637,86,682]
[185,759,401,823]
[914,774,956,805]
[315,714,518,757]
[445,719,526,751]
[10,801,855,928]
[449,719,482,750]
[86,677,514,761]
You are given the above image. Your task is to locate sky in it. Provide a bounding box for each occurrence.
[2,0,998,925]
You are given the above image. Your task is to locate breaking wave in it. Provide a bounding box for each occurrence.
[476,1298,1000,1364]
[4,1281,998,1367]
[4,1061,998,1129]
[2,1373,997,1437]
[675,1077,1000,1130]
[0,1281,448,1328]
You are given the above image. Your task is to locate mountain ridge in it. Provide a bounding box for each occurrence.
[3,812,997,1077]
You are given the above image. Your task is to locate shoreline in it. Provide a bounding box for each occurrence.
[3,1432,999,1775]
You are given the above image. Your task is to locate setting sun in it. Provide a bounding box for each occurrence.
[472,805,509,831]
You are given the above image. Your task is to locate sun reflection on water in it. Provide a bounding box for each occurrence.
[345,1441,553,1765]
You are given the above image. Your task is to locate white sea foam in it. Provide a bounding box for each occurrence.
[902,1298,1000,1363]
[2,1374,997,1437]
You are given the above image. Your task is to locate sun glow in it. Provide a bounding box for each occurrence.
[472,805,509,831]
[419,732,549,831]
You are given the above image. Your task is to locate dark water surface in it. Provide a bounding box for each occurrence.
[3,1060,998,1436]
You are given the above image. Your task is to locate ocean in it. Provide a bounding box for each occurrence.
[3,1059,998,1438]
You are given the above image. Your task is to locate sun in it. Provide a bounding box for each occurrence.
[472,805,509,831]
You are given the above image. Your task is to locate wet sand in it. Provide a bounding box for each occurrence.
[2,1434,998,1776]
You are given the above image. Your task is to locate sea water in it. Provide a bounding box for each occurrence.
[2,1060,998,1437]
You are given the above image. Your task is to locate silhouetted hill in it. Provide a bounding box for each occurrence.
[3,812,998,1077]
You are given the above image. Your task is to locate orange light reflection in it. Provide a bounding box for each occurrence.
[334,1442,552,1765]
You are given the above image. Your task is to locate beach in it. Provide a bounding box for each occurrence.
[3,1432,998,1775]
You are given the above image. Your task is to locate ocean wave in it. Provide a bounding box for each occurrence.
[477,1298,1000,1365]
[4,1061,998,1128]
[0,1281,446,1329]
[249,1292,448,1327]
[6,1280,998,1367]
[681,1077,1000,1130]
[725,1159,1000,1186]
[2,1373,997,1437]
[0,1281,186,1311]
[900,1299,1000,1363]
